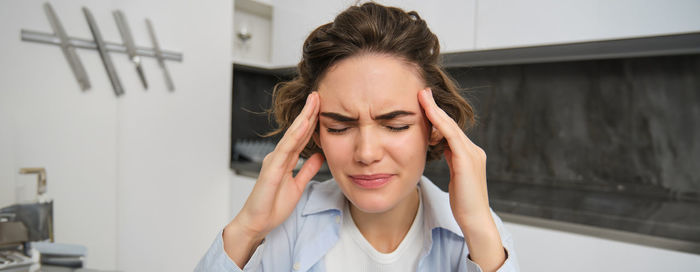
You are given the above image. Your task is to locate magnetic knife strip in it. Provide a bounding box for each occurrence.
[20,2,182,96]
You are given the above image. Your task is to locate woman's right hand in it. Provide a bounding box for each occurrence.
[223,92,324,267]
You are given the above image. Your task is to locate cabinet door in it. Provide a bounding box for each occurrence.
[476,0,700,50]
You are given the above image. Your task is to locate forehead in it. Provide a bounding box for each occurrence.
[317,54,425,115]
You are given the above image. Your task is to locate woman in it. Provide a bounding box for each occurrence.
[197,3,518,271]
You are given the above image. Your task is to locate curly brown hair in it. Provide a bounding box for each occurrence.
[267,2,474,161]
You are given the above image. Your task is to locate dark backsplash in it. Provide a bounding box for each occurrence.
[446,54,700,200]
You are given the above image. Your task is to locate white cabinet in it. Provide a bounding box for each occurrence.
[270,0,345,67]
[270,0,478,66]
[381,0,477,53]
[232,0,341,68]
[235,0,478,68]
[235,0,700,68]
[475,0,700,50]
[233,0,273,66]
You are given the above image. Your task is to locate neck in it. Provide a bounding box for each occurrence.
[348,187,420,253]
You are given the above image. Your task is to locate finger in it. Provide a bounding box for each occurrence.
[265,93,318,174]
[276,92,317,154]
[294,93,320,154]
[294,153,325,190]
[255,94,317,199]
[418,88,472,151]
[285,92,319,172]
[287,92,319,154]
[263,118,309,179]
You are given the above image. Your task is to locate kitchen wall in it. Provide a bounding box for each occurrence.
[1,0,119,268]
[0,0,232,271]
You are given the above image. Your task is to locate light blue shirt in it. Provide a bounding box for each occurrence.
[195,176,519,271]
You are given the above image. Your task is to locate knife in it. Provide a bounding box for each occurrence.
[43,3,91,91]
[146,19,175,91]
[82,7,124,96]
[113,10,148,89]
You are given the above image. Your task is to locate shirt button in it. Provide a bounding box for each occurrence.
[335,215,341,224]
[293,262,301,270]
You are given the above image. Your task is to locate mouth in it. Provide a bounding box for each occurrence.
[348,174,394,189]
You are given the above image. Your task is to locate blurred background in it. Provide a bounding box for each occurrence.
[1,0,699,271]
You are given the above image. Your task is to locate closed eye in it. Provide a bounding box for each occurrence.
[327,127,349,133]
[387,125,409,132]
[326,125,409,133]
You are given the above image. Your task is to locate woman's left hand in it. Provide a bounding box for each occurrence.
[418,88,506,271]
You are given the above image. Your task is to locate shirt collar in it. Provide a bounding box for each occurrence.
[301,176,464,238]
[301,179,346,216]
[417,176,464,238]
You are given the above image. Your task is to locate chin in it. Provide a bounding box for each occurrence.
[342,187,399,214]
[348,196,395,214]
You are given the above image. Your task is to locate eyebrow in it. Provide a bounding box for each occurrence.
[375,110,415,120]
[320,110,415,122]
[320,112,357,122]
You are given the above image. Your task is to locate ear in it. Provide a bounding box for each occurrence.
[428,126,443,146]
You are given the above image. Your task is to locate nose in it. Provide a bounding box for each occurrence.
[354,126,383,165]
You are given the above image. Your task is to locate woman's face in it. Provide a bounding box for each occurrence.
[316,54,431,214]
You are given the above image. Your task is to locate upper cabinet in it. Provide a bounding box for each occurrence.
[234,0,700,68]
[475,0,700,50]
[233,0,273,67]
[232,0,345,68]
[233,0,478,68]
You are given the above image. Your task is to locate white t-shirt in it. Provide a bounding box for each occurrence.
[324,189,425,272]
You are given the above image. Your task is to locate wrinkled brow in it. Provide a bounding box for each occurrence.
[375,110,415,120]
[320,110,415,122]
[320,112,358,122]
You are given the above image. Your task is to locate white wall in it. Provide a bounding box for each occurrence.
[1,1,119,268]
[1,0,233,271]
[229,173,256,219]
[505,222,700,271]
[111,1,233,271]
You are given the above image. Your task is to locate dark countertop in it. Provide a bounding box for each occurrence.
[486,180,700,243]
